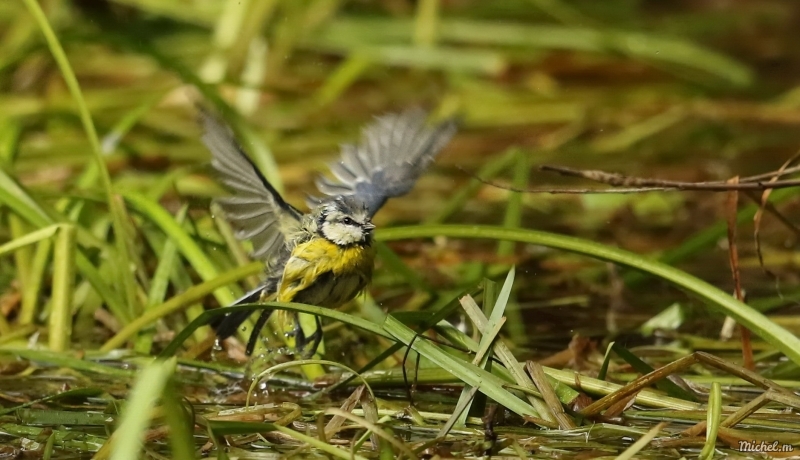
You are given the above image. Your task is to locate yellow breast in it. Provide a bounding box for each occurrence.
[277,237,376,306]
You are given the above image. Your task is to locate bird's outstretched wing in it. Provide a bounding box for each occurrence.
[310,108,457,216]
[201,111,302,260]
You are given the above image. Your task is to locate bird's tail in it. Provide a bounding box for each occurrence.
[213,286,328,358]
[209,287,266,340]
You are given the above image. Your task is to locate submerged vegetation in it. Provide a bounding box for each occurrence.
[3,0,800,458]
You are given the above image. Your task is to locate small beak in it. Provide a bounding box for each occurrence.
[363,222,376,230]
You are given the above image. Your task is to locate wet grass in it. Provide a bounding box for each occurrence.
[4,0,800,458]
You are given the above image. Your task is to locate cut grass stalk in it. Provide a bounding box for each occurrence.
[458,268,554,425]
[699,382,722,460]
[527,361,575,430]
[581,351,798,417]
[452,290,503,428]
[434,318,579,404]
[447,297,577,411]
[49,224,76,352]
[610,342,697,401]
[325,385,366,438]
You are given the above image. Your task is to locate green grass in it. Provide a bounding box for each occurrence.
[3,0,800,458]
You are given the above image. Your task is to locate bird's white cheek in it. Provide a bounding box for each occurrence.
[322,222,362,245]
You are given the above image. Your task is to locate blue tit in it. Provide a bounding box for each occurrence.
[200,108,457,357]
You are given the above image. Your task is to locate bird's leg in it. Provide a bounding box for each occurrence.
[245,309,271,356]
[303,316,324,359]
[287,312,305,348]
[290,313,323,358]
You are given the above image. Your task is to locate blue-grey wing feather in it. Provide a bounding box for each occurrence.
[310,108,457,216]
[201,112,301,261]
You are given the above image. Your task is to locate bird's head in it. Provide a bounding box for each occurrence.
[317,197,375,246]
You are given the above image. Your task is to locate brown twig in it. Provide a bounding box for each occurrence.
[752,151,800,295]
[580,352,796,417]
[725,177,754,370]
[539,165,800,191]
[461,162,800,194]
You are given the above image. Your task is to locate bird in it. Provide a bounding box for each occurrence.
[200,107,457,357]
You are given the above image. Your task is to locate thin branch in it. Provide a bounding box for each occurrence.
[461,163,800,194]
[539,165,800,192]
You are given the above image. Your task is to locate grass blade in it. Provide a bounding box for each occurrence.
[49,224,76,352]
[611,343,697,402]
[456,268,516,425]
[134,205,188,354]
[699,382,722,460]
[377,225,800,367]
[383,314,538,418]
[0,223,59,256]
[615,421,666,460]
[0,388,103,417]
[101,262,262,352]
[22,0,139,328]
[123,191,237,306]
[159,301,394,358]
[162,382,196,460]
[109,358,177,460]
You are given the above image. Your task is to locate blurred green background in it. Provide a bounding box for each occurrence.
[6,1,800,458]
[3,0,800,357]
